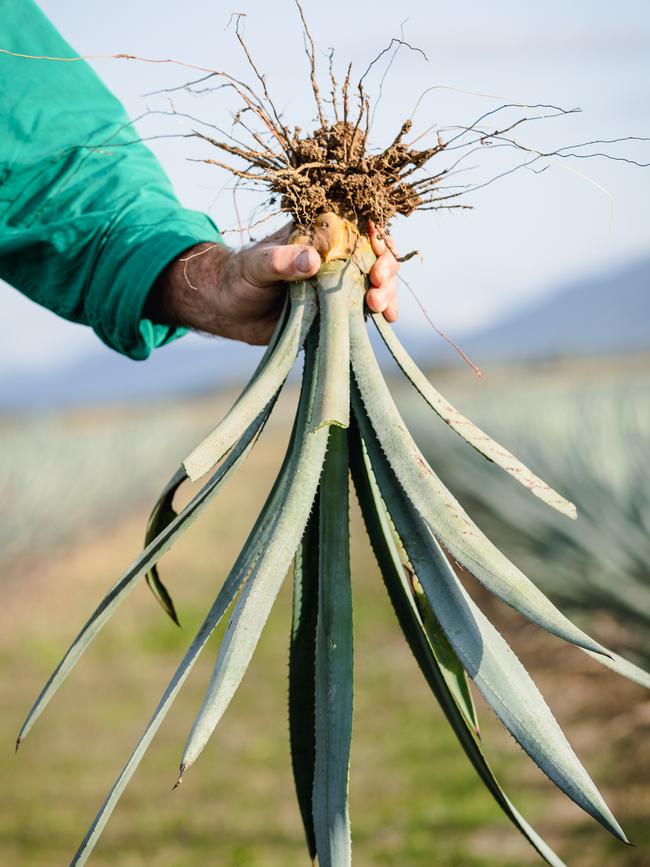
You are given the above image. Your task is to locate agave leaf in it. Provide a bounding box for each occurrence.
[372,313,576,519]
[353,399,626,842]
[69,454,291,866]
[17,402,273,749]
[418,527,626,842]
[183,281,317,482]
[143,469,187,626]
[145,569,181,628]
[410,574,480,736]
[309,260,353,431]
[348,289,607,657]
[312,425,353,867]
[145,567,181,627]
[348,423,567,866]
[240,290,291,392]
[357,457,479,735]
[139,292,296,626]
[67,334,323,867]
[290,507,320,862]
[179,333,329,775]
[373,309,650,693]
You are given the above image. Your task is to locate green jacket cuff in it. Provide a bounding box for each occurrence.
[86,210,223,360]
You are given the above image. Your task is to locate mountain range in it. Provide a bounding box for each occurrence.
[1,255,648,411]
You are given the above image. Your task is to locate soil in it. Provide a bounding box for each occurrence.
[271,119,439,229]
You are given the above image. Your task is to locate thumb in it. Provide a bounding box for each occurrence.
[244,244,321,285]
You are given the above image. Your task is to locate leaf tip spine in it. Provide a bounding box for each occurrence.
[173,764,187,790]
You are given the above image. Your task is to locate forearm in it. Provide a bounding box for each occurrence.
[0,0,220,359]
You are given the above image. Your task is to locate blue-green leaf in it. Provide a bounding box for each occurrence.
[312,425,353,867]
[179,332,329,776]
[349,420,567,866]
[309,261,353,431]
[372,313,576,519]
[290,507,320,861]
[183,281,317,481]
[67,333,323,866]
[410,572,480,736]
[69,465,286,866]
[17,402,273,749]
[144,469,186,626]
[352,392,626,842]
[348,286,607,657]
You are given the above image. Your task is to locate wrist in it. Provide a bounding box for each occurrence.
[145,242,232,334]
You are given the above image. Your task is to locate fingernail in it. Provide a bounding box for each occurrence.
[297,250,312,273]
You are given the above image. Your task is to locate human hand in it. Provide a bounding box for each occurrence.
[149,220,399,345]
[367,219,399,324]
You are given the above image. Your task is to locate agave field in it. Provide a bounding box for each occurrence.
[0,403,220,568]
[2,355,649,867]
[3,358,646,647]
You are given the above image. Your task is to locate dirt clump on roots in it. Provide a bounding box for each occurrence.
[269,119,440,229]
[191,10,453,236]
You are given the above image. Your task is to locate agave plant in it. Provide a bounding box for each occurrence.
[17,8,650,865]
[18,214,650,866]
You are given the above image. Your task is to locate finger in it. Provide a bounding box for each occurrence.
[383,274,397,306]
[383,300,399,323]
[365,286,390,314]
[243,243,321,286]
[367,219,387,258]
[369,252,399,289]
[366,271,397,312]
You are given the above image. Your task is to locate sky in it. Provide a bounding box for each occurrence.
[2,0,650,374]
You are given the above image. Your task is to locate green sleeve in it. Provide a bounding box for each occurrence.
[0,0,223,359]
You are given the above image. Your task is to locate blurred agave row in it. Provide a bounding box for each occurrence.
[2,365,648,666]
[0,407,211,566]
[403,375,650,661]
